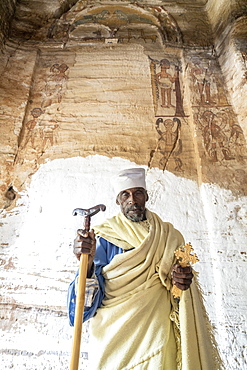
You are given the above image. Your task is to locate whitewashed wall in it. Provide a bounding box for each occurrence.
[1,155,247,369]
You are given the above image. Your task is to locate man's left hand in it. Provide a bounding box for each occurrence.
[171,264,193,291]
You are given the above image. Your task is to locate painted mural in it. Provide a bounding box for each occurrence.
[195,108,245,162]
[188,57,246,164]
[20,108,43,150]
[46,4,182,48]
[148,117,183,171]
[147,51,246,183]
[42,63,69,108]
[149,57,185,117]
[18,107,59,158]
[16,62,69,162]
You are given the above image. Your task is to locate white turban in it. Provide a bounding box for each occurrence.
[112,168,146,196]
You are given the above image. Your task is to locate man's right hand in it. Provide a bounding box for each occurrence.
[73,229,96,276]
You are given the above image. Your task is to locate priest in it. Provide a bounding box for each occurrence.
[68,167,223,370]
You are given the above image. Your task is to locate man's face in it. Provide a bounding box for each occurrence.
[116,187,148,222]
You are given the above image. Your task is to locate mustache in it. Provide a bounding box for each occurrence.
[126,204,144,212]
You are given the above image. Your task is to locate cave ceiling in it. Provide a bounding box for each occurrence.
[4,0,247,47]
[8,0,219,48]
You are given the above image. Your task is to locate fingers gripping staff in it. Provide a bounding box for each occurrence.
[70,204,106,370]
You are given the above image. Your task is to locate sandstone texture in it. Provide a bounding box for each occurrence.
[0,1,246,369]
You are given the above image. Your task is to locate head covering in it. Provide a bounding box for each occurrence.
[112,168,146,196]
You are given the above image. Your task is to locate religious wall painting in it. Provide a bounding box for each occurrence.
[20,108,43,150]
[190,63,215,106]
[195,108,246,163]
[189,59,229,108]
[16,60,69,161]
[148,117,183,172]
[68,23,161,45]
[39,120,59,153]
[149,57,186,118]
[18,108,59,159]
[117,27,160,45]
[46,4,182,47]
[41,63,69,108]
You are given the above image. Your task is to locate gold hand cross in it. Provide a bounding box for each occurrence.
[171,243,199,298]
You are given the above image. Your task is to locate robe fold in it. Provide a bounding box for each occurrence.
[87,210,223,370]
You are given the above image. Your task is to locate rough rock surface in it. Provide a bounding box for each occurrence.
[0,1,246,369]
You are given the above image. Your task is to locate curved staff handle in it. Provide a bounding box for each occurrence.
[70,203,106,369]
[70,253,88,370]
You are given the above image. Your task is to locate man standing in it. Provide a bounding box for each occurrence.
[68,168,222,370]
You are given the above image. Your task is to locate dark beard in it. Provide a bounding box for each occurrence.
[125,204,145,222]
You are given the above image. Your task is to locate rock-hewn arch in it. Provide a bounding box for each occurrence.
[51,4,183,46]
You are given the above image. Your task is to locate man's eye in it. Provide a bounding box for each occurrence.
[135,191,143,196]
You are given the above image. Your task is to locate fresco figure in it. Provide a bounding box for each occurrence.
[21,108,43,149]
[229,124,244,144]
[39,120,59,152]
[229,123,245,156]
[153,58,185,117]
[149,117,182,170]
[190,63,215,106]
[156,59,176,108]
[42,63,69,108]
[200,110,234,162]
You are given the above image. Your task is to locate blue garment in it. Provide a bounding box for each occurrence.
[67,236,123,326]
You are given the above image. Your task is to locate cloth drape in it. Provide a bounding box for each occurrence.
[90,210,223,370]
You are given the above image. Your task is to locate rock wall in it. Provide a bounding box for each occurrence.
[206,0,247,136]
[0,0,16,50]
[0,1,247,369]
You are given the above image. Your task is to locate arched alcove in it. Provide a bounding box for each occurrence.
[0,1,247,369]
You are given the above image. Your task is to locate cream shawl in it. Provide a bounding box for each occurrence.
[90,210,223,370]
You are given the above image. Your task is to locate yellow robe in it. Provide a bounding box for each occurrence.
[90,210,223,370]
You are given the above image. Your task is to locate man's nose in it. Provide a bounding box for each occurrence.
[128,193,136,204]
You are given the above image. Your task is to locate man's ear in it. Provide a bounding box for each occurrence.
[116,195,120,205]
[145,191,149,202]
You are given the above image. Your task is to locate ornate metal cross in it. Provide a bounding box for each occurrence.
[171,243,199,299]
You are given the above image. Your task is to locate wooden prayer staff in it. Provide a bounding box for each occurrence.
[70,253,88,370]
[70,204,106,370]
[171,243,199,299]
